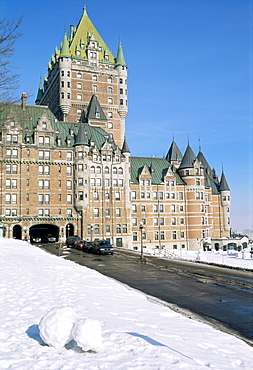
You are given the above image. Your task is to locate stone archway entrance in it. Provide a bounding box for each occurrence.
[29,224,59,243]
[13,225,22,239]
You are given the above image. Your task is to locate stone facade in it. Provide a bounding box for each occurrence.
[0,6,231,251]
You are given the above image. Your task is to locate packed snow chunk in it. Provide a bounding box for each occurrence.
[39,306,78,351]
[72,318,102,352]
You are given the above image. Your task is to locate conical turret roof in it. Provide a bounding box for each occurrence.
[179,144,196,169]
[219,171,230,191]
[165,140,182,163]
[122,137,130,153]
[74,124,89,146]
[115,41,126,66]
[35,79,43,103]
[60,32,70,57]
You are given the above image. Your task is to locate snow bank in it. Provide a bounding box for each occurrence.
[0,237,253,369]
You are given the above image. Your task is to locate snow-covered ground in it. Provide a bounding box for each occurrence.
[150,247,253,270]
[0,238,253,369]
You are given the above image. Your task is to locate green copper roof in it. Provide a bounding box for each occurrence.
[130,157,184,185]
[60,32,71,57]
[115,42,126,66]
[67,7,115,63]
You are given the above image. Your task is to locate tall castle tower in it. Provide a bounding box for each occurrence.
[36,6,128,149]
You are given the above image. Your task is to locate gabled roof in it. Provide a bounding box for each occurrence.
[85,95,107,122]
[130,157,185,185]
[179,144,196,169]
[165,140,183,162]
[219,171,230,191]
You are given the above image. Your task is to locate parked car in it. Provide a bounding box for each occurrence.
[75,240,86,250]
[84,241,93,253]
[92,240,114,255]
[47,234,57,243]
[31,236,42,244]
[66,236,82,247]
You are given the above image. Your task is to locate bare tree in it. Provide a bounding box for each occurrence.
[242,229,253,242]
[0,17,22,108]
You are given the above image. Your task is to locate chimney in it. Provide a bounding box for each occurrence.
[21,92,27,110]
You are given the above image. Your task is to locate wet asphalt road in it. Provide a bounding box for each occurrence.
[38,244,253,345]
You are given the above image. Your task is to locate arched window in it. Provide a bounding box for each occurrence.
[90,166,95,173]
[112,167,117,174]
[96,166,101,174]
[104,166,109,174]
[118,167,123,174]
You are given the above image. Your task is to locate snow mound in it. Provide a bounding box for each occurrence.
[71,318,102,352]
[39,306,77,351]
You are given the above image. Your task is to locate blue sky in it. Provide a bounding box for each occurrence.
[1,0,252,232]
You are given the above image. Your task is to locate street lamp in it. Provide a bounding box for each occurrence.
[90,224,93,242]
[139,221,144,259]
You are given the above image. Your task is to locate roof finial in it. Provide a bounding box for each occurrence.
[198,137,201,152]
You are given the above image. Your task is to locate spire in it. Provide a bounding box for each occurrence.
[60,32,70,57]
[179,143,196,169]
[74,124,89,146]
[115,41,126,66]
[165,140,182,163]
[219,170,230,191]
[35,78,43,104]
[122,137,130,153]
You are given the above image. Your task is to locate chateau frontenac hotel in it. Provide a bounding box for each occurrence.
[0,6,232,252]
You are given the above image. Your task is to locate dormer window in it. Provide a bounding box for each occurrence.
[76,50,81,56]
[95,112,100,118]
[10,121,15,127]
[80,43,85,49]
[105,55,109,61]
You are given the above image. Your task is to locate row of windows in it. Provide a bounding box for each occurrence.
[3,208,74,217]
[132,230,185,242]
[90,178,123,187]
[87,224,127,235]
[93,208,122,218]
[139,180,176,187]
[75,73,127,85]
[90,166,123,174]
[131,191,184,200]
[132,204,184,213]
[132,217,185,226]
[6,134,18,143]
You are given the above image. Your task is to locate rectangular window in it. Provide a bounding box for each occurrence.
[116,208,121,217]
[132,204,137,213]
[66,166,72,176]
[133,232,137,241]
[172,217,176,225]
[179,192,184,200]
[67,180,72,189]
[94,208,99,217]
[115,192,120,201]
[132,218,137,226]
